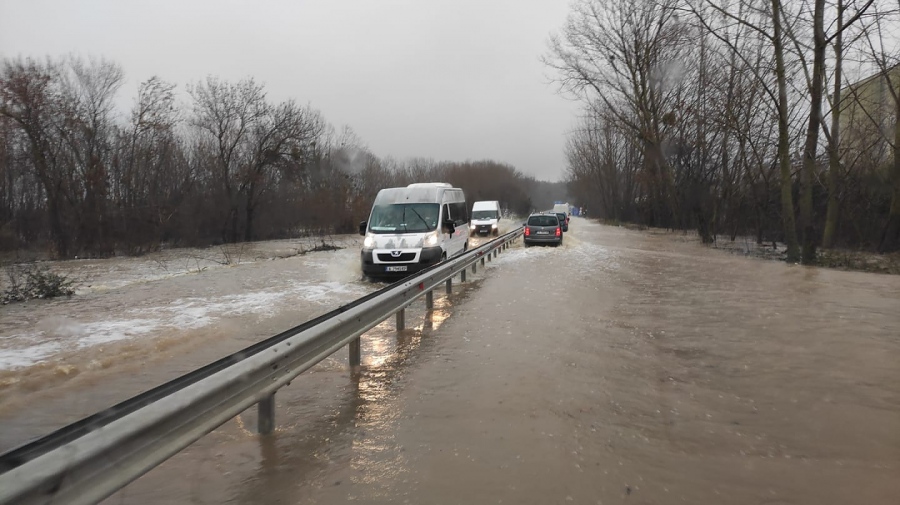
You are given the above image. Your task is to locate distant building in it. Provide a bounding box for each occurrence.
[838,64,899,166]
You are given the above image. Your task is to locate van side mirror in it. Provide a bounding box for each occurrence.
[442,220,456,235]
[359,221,367,236]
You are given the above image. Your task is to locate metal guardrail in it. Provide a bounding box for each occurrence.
[0,227,523,505]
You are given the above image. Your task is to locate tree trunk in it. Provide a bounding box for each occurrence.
[798,0,826,264]
[229,204,239,244]
[244,194,255,243]
[822,0,844,249]
[47,185,70,258]
[772,0,801,262]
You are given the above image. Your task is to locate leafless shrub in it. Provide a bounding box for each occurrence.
[2,264,76,304]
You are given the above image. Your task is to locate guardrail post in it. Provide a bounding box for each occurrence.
[396,308,406,331]
[472,263,476,274]
[258,393,275,435]
[481,256,485,267]
[487,252,492,262]
[349,337,361,366]
[425,290,433,310]
[461,269,466,282]
[446,278,452,294]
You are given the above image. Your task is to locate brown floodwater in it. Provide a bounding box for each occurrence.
[3,219,899,504]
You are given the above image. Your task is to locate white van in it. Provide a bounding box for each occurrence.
[470,200,502,236]
[552,202,569,215]
[359,183,469,278]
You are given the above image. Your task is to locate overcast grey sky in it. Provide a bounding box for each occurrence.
[0,0,580,181]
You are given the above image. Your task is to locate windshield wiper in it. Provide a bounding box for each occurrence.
[408,206,430,230]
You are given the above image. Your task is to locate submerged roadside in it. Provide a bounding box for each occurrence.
[604,221,900,275]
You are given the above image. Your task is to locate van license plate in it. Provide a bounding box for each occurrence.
[537,231,549,235]
[386,266,407,272]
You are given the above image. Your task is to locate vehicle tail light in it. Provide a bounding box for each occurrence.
[555,227,561,236]
[525,227,530,236]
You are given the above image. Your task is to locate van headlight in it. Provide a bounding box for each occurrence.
[424,231,439,247]
[491,223,498,229]
[363,233,376,249]
[470,224,476,230]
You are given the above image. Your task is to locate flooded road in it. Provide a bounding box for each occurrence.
[4,219,900,504]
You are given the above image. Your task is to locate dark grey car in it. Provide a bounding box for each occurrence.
[554,212,569,232]
[523,213,562,247]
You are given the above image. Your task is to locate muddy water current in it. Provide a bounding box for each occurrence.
[2,219,899,504]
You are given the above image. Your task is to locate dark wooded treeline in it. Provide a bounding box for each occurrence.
[0,56,553,258]
[547,0,900,258]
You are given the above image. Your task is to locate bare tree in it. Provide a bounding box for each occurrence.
[189,76,324,242]
[545,0,692,228]
[57,56,125,254]
[565,107,640,222]
[782,0,877,260]
[686,0,803,260]
[0,58,75,256]
[114,76,188,250]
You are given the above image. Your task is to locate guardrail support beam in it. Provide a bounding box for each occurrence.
[445,278,452,294]
[258,393,275,435]
[481,257,485,266]
[425,290,433,310]
[396,309,405,331]
[461,269,466,282]
[472,263,476,274]
[349,337,361,367]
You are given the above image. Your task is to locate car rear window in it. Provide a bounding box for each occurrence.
[527,215,559,226]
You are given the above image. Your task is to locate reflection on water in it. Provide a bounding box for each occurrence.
[421,297,452,332]
[220,296,462,505]
[98,282,473,504]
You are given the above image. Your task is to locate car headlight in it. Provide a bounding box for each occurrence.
[424,231,439,247]
[363,233,376,249]
[491,223,498,228]
[470,224,476,230]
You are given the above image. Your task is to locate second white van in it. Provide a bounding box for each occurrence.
[470,200,501,236]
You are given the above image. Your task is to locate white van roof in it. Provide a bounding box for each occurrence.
[407,182,452,188]
[472,201,500,210]
[373,184,463,205]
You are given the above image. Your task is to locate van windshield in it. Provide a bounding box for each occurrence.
[472,210,499,220]
[369,203,440,233]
